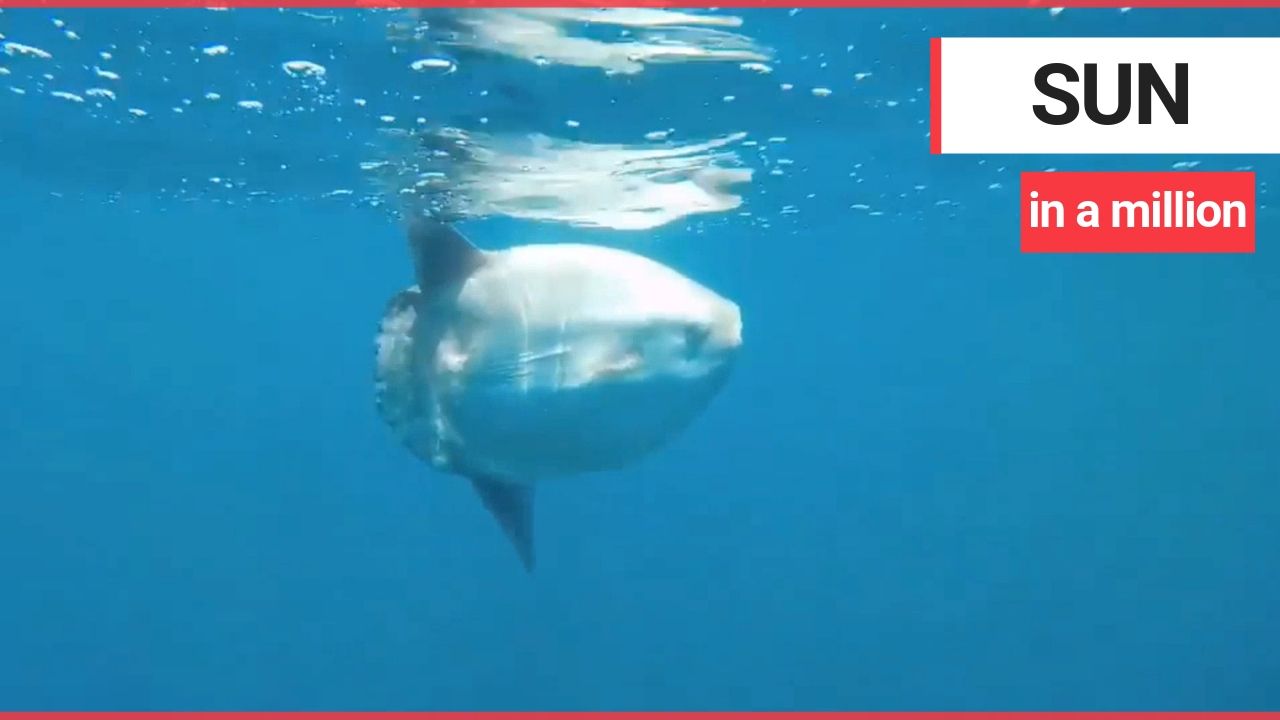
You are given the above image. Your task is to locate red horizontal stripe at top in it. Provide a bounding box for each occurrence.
[2,0,1280,7]
[2,707,1280,712]
[0,707,1274,712]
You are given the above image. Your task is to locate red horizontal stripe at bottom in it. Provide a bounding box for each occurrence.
[3,0,1280,8]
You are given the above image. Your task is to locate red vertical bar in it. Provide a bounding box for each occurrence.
[930,37,942,155]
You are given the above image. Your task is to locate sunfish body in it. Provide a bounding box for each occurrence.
[375,219,742,570]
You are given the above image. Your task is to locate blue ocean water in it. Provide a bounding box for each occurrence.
[2,6,1278,710]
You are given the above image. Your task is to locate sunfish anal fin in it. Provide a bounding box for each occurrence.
[469,476,535,572]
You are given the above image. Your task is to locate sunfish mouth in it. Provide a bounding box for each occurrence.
[711,302,743,350]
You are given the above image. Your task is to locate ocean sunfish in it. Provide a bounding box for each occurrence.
[374,218,742,570]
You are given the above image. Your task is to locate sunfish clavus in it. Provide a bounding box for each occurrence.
[375,218,742,570]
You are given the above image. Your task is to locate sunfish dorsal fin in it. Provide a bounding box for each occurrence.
[405,216,486,294]
[469,476,535,572]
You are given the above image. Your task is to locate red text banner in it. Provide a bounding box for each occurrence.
[1021,171,1256,253]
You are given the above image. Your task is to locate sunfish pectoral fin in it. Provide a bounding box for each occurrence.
[585,351,643,383]
[468,475,535,572]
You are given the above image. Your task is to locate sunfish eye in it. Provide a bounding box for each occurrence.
[684,324,710,356]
